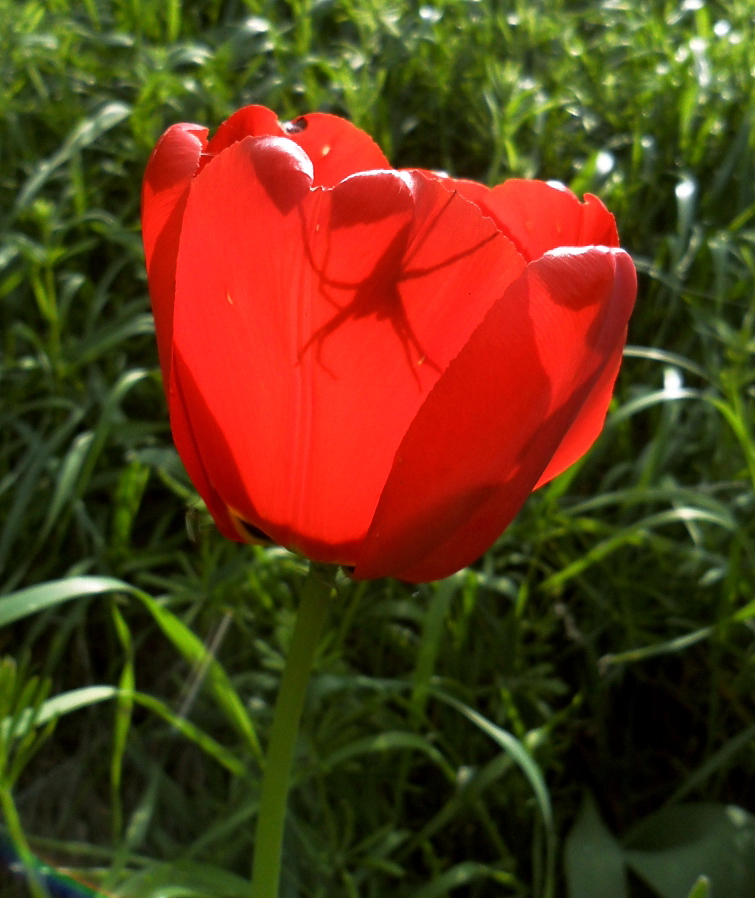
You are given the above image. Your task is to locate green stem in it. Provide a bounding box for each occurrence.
[0,784,50,898]
[250,563,336,898]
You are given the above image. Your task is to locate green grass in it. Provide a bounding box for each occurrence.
[1,0,755,896]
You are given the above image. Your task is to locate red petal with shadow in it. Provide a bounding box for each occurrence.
[533,338,625,488]
[356,247,637,582]
[171,141,524,563]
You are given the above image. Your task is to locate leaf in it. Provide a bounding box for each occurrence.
[542,507,734,593]
[128,690,248,778]
[2,685,116,741]
[431,690,554,833]
[0,576,133,627]
[39,431,95,541]
[111,459,151,553]
[14,102,131,213]
[404,750,516,857]
[111,603,135,839]
[412,575,460,714]
[318,730,455,782]
[429,688,555,894]
[0,415,83,586]
[564,793,628,898]
[685,877,711,898]
[624,803,755,898]
[404,861,510,898]
[671,724,755,803]
[119,860,251,898]
[133,591,263,764]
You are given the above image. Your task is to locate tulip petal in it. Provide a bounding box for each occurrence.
[440,179,625,487]
[205,104,282,156]
[280,112,391,186]
[204,105,390,188]
[172,142,525,563]
[438,178,620,262]
[140,122,241,541]
[533,338,625,488]
[141,122,208,382]
[355,247,637,582]
[169,375,243,543]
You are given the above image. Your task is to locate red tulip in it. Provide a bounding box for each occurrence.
[141,105,636,583]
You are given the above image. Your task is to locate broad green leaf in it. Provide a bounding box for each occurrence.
[564,793,628,898]
[624,803,755,898]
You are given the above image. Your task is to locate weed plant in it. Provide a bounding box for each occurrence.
[1,0,754,896]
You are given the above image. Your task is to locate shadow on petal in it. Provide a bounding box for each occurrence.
[356,249,635,583]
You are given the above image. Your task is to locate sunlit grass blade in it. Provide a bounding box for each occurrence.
[0,577,134,628]
[133,590,263,764]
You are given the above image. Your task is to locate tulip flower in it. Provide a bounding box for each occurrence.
[142,105,636,584]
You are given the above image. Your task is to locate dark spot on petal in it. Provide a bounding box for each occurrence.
[283,117,308,134]
[227,506,276,545]
[237,518,274,544]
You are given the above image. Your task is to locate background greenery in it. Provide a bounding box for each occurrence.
[1,0,754,896]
